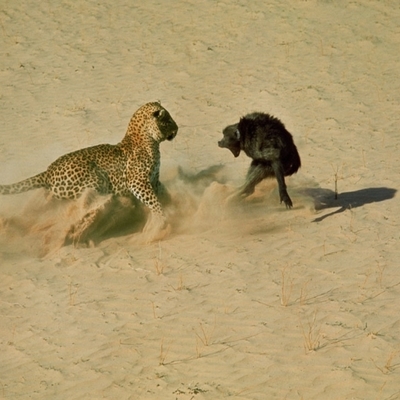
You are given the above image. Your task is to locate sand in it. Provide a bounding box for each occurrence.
[1,1,399,399]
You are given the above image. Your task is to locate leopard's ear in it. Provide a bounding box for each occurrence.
[235,129,240,140]
[153,109,165,118]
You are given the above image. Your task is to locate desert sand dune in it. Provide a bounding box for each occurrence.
[0,1,399,399]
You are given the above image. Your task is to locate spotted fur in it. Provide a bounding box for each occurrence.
[0,102,178,218]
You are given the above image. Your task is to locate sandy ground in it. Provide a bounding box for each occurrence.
[1,1,400,399]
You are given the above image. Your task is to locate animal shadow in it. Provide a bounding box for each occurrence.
[301,187,397,222]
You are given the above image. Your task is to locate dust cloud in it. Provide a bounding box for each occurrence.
[0,165,313,258]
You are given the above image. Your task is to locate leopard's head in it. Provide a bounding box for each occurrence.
[136,102,178,143]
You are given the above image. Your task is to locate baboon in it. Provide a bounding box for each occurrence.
[218,112,301,208]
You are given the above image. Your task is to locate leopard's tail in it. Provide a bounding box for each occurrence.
[0,172,48,195]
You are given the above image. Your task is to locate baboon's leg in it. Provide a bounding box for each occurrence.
[271,160,293,208]
[238,161,274,197]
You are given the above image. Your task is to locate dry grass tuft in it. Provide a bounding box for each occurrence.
[373,350,400,375]
[159,338,171,365]
[301,311,321,353]
[68,278,78,306]
[280,266,293,307]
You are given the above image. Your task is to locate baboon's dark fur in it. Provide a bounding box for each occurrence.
[218,112,301,208]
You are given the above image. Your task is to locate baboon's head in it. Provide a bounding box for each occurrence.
[218,123,241,157]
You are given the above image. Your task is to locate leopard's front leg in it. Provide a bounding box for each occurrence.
[130,178,163,216]
[129,177,170,242]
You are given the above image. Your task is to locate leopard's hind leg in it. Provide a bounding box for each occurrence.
[65,191,113,246]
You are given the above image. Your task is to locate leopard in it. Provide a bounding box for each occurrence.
[0,101,178,242]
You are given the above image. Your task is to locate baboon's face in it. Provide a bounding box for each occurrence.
[218,123,241,157]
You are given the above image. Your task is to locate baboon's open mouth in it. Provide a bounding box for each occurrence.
[218,140,240,157]
[231,148,240,157]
